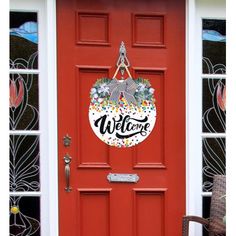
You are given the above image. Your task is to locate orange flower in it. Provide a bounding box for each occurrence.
[216,84,226,112]
[9,79,24,108]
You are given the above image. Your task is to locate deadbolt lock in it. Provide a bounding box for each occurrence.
[63,134,71,147]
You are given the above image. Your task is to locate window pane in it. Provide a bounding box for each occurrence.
[202,78,226,133]
[10,12,38,69]
[202,138,226,192]
[202,19,226,74]
[9,74,39,131]
[10,135,40,192]
[10,196,40,236]
[202,197,211,236]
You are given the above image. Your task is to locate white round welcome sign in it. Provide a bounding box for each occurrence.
[89,78,156,148]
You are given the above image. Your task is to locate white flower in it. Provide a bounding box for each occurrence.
[98,83,110,94]
[98,98,104,103]
[93,93,98,98]
[90,88,97,94]
[149,88,155,94]
[138,83,146,92]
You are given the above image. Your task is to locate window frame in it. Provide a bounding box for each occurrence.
[9,0,58,235]
[186,0,226,235]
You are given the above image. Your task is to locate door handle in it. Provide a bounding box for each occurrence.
[64,154,72,192]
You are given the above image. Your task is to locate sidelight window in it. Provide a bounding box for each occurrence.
[201,18,226,236]
[9,11,41,236]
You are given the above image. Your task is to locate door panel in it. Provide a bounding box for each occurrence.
[76,67,111,168]
[133,189,166,236]
[133,69,165,168]
[57,0,185,235]
[77,189,111,236]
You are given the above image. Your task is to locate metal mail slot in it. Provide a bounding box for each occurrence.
[107,173,139,183]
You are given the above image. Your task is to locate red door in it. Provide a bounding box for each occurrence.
[57,0,185,235]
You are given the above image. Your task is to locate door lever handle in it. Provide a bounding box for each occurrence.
[64,154,72,192]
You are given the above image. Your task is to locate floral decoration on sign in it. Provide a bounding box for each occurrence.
[90,78,155,106]
[89,77,157,148]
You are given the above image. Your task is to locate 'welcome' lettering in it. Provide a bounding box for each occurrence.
[94,114,150,139]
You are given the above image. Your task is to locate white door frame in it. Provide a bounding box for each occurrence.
[44,0,58,235]
[186,0,226,235]
[9,0,58,235]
